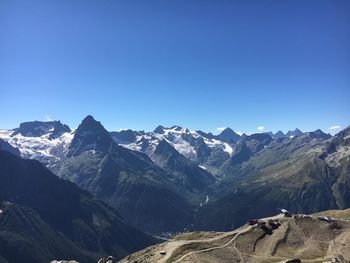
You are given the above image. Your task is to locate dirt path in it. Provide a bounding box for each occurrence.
[168,226,252,263]
[160,215,284,263]
[157,228,250,263]
[325,228,350,260]
[232,236,245,263]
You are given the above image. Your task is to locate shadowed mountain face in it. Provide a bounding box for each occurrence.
[215,128,240,143]
[224,142,252,167]
[0,150,156,263]
[0,138,20,156]
[67,115,114,157]
[150,139,214,193]
[0,203,92,263]
[285,128,303,138]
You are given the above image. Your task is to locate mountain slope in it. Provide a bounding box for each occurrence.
[196,130,345,231]
[118,211,350,263]
[0,138,20,156]
[0,203,92,263]
[150,139,214,193]
[324,126,350,209]
[0,150,156,262]
[53,116,195,234]
[215,128,240,143]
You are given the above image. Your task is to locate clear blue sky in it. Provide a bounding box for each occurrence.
[1,0,349,134]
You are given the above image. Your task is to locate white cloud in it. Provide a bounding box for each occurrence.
[235,131,243,136]
[257,126,265,132]
[216,127,227,132]
[329,125,341,130]
[45,115,53,121]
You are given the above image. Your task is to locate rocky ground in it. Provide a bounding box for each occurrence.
[117,211,350,263]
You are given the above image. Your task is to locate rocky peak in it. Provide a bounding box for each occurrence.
[215,128,240,143]
[286,128,303,138]
[153,125,165,134]
[67,115,115,157]
[274,130,285,138]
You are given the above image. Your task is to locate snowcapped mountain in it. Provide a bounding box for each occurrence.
[0,121,74,165]
[0,116,347,235]
[0,117,319,177]
[51,116,198,234]
[0,117,332,178]
[13,120,70,139]
[110,125,239,174]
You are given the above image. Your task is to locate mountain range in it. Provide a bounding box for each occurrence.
[0,116,349,238]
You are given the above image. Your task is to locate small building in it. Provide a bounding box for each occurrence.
[281,209,292,217]
[317,216,332,223]
[258,220,267,227]
[248,219,258,225]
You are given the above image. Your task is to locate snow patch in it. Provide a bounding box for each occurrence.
[0,129,74,165]
[199,165,207,170]
[223,143,233,155]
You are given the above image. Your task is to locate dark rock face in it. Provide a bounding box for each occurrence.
[0,139,20,156]
[324,126,350,155]
[13,121,70,139]
[274,130,286,139]
[0,150,157,263]
[110,130,139,144]
[215,128,240,143]
[286,128,303,138]
[153,125,165,134]
[195,139,212,163]
[226,142,252,166]
[240,133,273,154]
[307,129,332,140]
[67,115,115,157]
[151,140,214,192]
[196,130,215,140]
